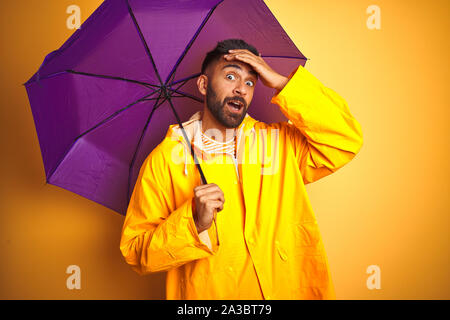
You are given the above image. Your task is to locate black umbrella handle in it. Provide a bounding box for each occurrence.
[166,97,207,185]
[167,97,220,246]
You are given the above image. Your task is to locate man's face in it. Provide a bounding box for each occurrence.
[204,57,258,128]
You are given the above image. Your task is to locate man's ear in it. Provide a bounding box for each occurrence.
[197,74,208,96]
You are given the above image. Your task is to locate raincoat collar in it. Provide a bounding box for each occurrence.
[167,110,258,150]
[167,110,257,141]
[166,110,258,176]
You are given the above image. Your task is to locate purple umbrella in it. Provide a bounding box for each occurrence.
[23,0,307,215]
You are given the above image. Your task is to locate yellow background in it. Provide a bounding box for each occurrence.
[0,0,448,299]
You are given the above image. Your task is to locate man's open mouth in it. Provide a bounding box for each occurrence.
[226,100,244,113]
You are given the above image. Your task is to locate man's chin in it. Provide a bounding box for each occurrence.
[221,112,246,128]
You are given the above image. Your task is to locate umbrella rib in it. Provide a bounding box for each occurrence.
[46,89,161,182]
[168,73,201,87]
[168,94,185,98]
[127,0,209,191]
[164,1,224,84]
[24,70,68,85]
[75,88,161,140]
[126,0,164,86]
[65,69,159,89]
[171,76,194,93]
[169,88,204,103]
[26,69,160,90]
[141,97,162,101]
[169,94,201,101]
[127,95,164,201]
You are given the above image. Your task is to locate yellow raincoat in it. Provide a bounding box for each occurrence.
[120,65,363,299]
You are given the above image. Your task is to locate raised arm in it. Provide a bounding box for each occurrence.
[271,65,364,184]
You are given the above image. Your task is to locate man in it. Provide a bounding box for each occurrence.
[120,39,363,299]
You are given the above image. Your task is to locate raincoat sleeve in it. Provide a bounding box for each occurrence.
[119,147,219,275]
[270,65,363,184]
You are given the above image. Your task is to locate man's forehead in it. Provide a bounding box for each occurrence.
[214,59,258,78]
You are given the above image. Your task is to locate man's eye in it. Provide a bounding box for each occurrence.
[246,81,254,87]
[226,74,236,80]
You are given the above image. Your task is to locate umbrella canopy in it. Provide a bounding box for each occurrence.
[23,0,307,215]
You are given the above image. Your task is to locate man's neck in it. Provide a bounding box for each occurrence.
[201,108,236,143]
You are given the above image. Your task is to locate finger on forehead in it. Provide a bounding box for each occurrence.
[228,49,253,53]
[230,54,258,66]
[229,52,259,61]
[229,49,258,56]
[225,54,257,64]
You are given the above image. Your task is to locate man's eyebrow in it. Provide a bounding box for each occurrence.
[222,64,259,78]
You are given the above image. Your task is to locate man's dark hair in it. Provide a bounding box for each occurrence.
[201,39,259,75]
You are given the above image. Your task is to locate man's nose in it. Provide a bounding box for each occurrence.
[233,81,247,96]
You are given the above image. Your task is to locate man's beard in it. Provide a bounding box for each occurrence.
[206,83,248,129]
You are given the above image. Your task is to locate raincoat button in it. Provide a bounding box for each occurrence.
[228,266,233,272]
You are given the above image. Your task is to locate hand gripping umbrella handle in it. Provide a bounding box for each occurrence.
[167,98,219,246]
